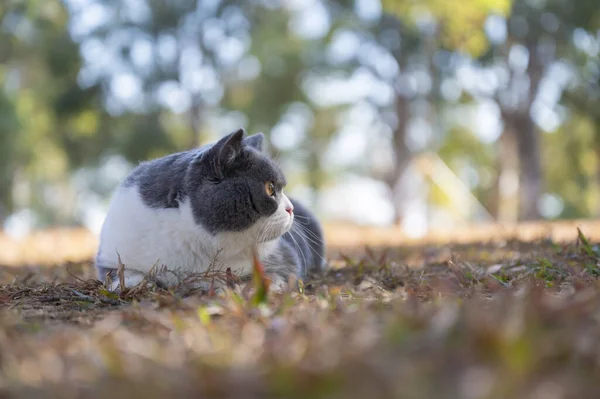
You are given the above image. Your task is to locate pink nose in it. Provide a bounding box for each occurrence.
[285,206,294,216]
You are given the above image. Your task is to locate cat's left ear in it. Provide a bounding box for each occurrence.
[243,133,264,152]
[217,128,245,166]
[203,128,245,179]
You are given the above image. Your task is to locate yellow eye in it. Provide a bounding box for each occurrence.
[265,181,275,196]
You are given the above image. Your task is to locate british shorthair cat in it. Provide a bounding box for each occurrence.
[95,128,325,291]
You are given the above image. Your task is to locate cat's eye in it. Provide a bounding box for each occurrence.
[265,181,275,197]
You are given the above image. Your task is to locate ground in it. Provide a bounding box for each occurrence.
[2,223,600,398]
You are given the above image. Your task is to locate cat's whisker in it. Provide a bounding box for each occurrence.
[292,227,326,262]
[293,221,324,245]
[286,231,308,275]
[260,217,280,244]
[271,149,282,163]
[293,214,320,226]
[293,214,311,220]
[257,219,272,244]
[291,215,310,225]
[255,219,268,246]
[291,224,327,264]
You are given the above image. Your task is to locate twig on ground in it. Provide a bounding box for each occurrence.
[69,288,122,306]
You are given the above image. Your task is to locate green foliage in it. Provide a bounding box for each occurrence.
[0,0,110,224]
[381,0,512,56]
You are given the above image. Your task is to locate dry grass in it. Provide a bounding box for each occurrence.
[2,223,600,398]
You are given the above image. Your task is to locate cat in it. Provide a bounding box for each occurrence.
[95,128,325,292]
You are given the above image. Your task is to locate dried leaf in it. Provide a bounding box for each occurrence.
[117,252,126,291]
[251,251,270,306]
[578,227,594,257]
[197,306,211,326]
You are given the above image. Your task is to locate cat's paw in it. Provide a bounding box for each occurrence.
[105,269,148,292]
[177,279,226,296]
[268,278,288,294]
[266,273,300,294]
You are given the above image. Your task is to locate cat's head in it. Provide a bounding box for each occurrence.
[188,128,294,242]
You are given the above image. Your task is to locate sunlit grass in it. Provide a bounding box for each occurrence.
[3,219,600,267]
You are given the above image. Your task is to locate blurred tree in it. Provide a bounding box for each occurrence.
[2,0,600,232]
[382,0,511,57]
[70,0,262,152]
[1,0,343,228]
[543,117,595,218]
[351,0,512,224]
[221,4,339,202]
[0,0,107,227]
[493,1,550,221]
[560,0,600,217]
[318,4,436,224]
[0,92,19,224]
[436,128,498,218]
[482,0,600,221]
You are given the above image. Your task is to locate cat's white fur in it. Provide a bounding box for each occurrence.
[96,184,294,290]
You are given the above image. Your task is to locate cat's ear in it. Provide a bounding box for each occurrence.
[206,128,245,178]
[217,128,245,164]
[243,133,264,152]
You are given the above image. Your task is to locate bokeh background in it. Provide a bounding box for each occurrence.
[1,0,600,240]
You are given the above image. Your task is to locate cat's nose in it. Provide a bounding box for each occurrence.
[285,206,294,216]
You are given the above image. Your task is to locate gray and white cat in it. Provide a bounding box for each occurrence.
[95,128,325,292]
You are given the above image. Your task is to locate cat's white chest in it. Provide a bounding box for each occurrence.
[96,185,258,276]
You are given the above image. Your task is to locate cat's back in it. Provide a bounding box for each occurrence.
[96,148,209,272]
[122,148,202,206]
[105,148,197,229]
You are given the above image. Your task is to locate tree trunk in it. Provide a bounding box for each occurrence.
[494,35,544,222]
[0,173,13,231]
[512,40,544,221]
[387,96,412,225]
[512,114,542,221]
[188,98,204,148]
[595,129,600,218]
[0,204,6,231]
[492,131,520,222]
[307,146,321,208]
